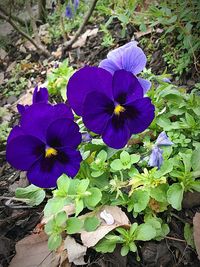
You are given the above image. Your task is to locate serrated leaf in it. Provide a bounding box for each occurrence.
[97,150,107,162]
[167,183,184,211]
[84,216,100,232]
[77,179,90,193]
[55,211,67,227]
[120,151,130,164]
[66,217,83,234]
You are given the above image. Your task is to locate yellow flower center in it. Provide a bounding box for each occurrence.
[45,147,58,158]
[114,104,125,115]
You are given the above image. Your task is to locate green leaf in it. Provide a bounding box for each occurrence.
[48,234,62,250]
[44,197,66,218]
[154,159,174,178]
[77,179,90,194]
[130,154,140,164]
[131,190,150,213]
[15,184,45,206]
[55,211,67,227]
[185,112,196,127]
[130,223,138,236]
[111,159,123,171]
[56,174,71,196]
[84,216,100,232]
[121,245,129,256]
[135,224,157,241]
[150,184,169,202]
[129,242,137,252]
[91,170,104,177]
[184,223,195,248]
[95,235,119,253]
[66,217,83,234]
[84,188,102,208]
[97,150,107,162]
[120,151,131,164]
[75,198,84,216]
[191,149,200,172]
[167,183,184,211]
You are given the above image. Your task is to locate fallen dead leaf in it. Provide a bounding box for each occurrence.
[72,28,98,48]
[64,236,87,265]
[193,212,200,260]
[80,205,130,248]
[0,48,8,60]
[0,72,4,85]
[134,27,163,39]
[9,231,71,267]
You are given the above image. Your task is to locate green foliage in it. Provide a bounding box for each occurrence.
[47,59,74,100]
[15,184,45,206]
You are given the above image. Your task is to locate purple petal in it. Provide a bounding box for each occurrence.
[7,126,24,144]
[20,103,73,142]
[65,5,73,18]
[122,46,147,75]
[83,91,113,134]
[46,118,81,149]
[102,116,131,149]
[67,66,113,116]
[125,97,155,134]
[33,86,49,104]
[99,59,120,75]
[82,132,92,142]
[155,131,173,146]
[112,70,143,104]
[27,148,81,188]
[107,41,138,68]
[17,104,27,115]
[148,146,163,169]
[74,0,79,10]
[6,135,44,171]
[137,77,151,94]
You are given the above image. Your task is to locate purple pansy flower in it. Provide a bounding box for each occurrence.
[17,86,49,115]
[67,66,155,149]
[148,146,163,169]
[99,41,151,94]
[148,131,173,169]
[7,103,82,188]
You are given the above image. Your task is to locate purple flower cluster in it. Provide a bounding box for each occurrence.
[7,42,155,188]
[65,0,79,19]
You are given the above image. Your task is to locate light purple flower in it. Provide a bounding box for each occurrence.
[148,146,163,169]
[74,0,79,10]
[65,4,73,18]
[155,131,173,146]
[162,77,171,83]
[99,41,151,94]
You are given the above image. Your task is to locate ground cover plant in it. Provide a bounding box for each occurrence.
[0,1,200,267]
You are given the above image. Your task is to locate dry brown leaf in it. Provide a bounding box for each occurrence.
[9,232,71,267]
[0,72,4,85]
[64,236,87,265]
[11,88,33,112]
[134,27,163,39]
[72,28,98,48]
[193,212,200,259]
[80,205,130,248]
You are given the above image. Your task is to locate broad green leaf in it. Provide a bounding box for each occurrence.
[130,154,140,164]
[84,216,100,232]
[48,234,62,250]
[130,223,138,236]
[55,211,67,227]
[120,151,130,164]
[121,245,129,256]
[77,179,90,194]
[167,183,184,210]
[56,174,71,195]
[154,159,174,178]
[15,184,45,206]
[135,224,156,241]
[191,181,200,192]
[45,219,55,235]
[132,190,150,213]
[95,235,119,253]
[91,170,104,177]
[97,150,107,162]
[84,188,102,208]
[179,152,192,173]
[44,197,66,218]
[66,217,83,234]
[129,242,137,252]
[191,149,200,172]
[111,159,123,171]
[150,184,169,202]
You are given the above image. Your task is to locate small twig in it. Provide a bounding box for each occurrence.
[165,236,186,243]
[63,0,98,51]
[0,11,50,57]
[57,0,67,41]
